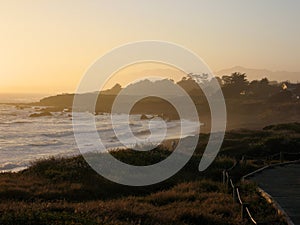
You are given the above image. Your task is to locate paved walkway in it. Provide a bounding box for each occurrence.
[250,163,300,225]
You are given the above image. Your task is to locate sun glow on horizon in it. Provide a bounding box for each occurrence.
[0,0,299,93]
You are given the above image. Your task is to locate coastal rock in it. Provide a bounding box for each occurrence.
[29,111,53,117]
[63,108,72,113]
[16,105,30,110]
[140,114,150,120]
[39,107,64,113]
[94,112,104,116]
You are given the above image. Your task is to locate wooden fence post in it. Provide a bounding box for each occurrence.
[226,173,229,191]
[232,187,236,203]
[241,155,246,166]
[240,203,244,219]
[280,152,284,163]
[241,203,249,220]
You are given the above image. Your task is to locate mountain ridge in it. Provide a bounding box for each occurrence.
[215,66,300,82]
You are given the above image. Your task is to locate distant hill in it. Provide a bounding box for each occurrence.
[215,66,300,83]
[101,84,122,95]
[32,73,300,132]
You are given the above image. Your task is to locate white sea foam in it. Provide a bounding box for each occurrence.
[0,104,199,172]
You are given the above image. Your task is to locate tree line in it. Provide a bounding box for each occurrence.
[178,72,300,102]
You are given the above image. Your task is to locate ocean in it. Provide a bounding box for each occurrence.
[0,96,199,173]
[0,93,49,104]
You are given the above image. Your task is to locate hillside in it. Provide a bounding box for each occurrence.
[1,124,299,224]
[30,73,300,132]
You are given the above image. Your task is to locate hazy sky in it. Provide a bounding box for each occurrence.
[0,0,299,93]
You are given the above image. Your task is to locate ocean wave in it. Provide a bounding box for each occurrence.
[133,129,151,136]
[0,162,28,172]
[28,140,63,147]
[0,113,18,116]
[42,131,74,138]
[0,120,33,125]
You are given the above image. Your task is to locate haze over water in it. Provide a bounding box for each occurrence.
[0,93,50,103]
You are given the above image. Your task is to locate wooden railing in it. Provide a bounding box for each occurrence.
[222,151,300,225]
[223,167,260,224]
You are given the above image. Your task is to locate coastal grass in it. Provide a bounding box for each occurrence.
[0,125,298,224]
[0,180,242,225]
[0,148,236,202]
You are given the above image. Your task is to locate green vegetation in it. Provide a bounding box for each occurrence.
[1,124,299,224]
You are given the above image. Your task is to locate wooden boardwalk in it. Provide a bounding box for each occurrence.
[250,163,300,225]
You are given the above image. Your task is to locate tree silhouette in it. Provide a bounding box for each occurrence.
[222,72,249,97]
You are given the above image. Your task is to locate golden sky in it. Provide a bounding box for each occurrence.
[0,0,299,94]
[103,63,186,91]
